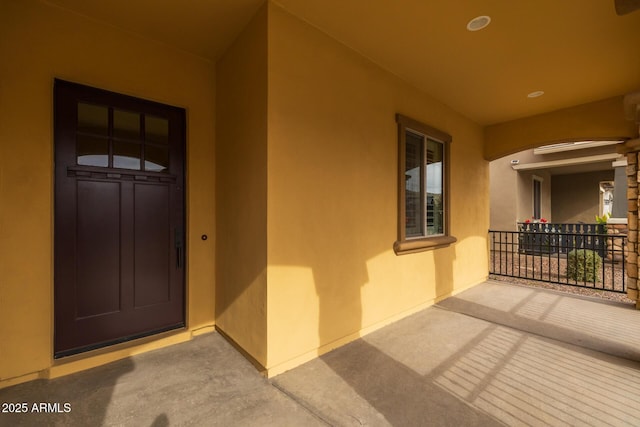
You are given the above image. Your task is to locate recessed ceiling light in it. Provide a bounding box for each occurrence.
[467,16,491,31]
[527,91,545,98]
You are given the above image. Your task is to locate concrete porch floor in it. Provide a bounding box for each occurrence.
[2,280,640,426]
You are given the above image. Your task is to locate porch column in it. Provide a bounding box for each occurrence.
[624,149,639,307]
[622,92,640,308]
[607,158,629,266]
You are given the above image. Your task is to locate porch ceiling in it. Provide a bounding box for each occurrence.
[531,160,616,176]
[47,0,640,126]
[45,0,265,62]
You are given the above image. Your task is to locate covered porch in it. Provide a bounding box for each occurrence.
[1,0,639,394]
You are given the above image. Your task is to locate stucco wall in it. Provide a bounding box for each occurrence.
[552,170,614,223]
[490,144,621,230]
[490,150,554,231]
[265,4,489,373]
[516,170,552,222]
[215,5,269,366]
[0,0,216,385]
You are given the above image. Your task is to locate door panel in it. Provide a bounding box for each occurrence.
[76,180,122,318]
[134,183,170,308]
[54,80,185,357]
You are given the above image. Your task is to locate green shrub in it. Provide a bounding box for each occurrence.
[567,249,602,282]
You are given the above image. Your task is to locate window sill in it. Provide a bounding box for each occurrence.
[393,235,457,255]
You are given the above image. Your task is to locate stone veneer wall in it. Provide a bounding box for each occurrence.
[606,223,628,263]
[625,151,640,308]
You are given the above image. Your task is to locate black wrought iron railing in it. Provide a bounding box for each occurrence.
[489,227,627,293]
[517,222,608,256]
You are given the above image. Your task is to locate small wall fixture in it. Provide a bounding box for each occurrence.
[527,91,545,98]
[466,16,491,31]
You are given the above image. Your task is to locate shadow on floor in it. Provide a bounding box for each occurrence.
[274,287,640,426]
[319,333,503,426]
[0,333,325,426]
[3,282,640,426]
[0,357,136,427]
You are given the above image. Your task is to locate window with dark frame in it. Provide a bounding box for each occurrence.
[76,102,170,173]
[394,114,456,255]
[533,178,541,219]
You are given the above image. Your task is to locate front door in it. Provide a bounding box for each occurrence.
[54,80,185,357]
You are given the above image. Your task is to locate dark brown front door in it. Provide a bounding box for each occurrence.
[54,80,185,357]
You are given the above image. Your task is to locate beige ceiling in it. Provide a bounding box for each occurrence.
[47,0,640,125]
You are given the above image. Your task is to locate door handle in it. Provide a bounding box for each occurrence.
[175,229,184,269]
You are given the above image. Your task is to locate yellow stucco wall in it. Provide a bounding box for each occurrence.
[215,5,269,367]
[484,96,638,161]
[0,0,216,386]
[2,0,494,385]
[265,4,489,373]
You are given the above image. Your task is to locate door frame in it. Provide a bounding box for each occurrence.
[53,79,187,357]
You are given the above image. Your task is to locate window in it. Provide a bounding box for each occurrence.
[532,177,542,219]
[394,114,456,255]
[76,102,170,172]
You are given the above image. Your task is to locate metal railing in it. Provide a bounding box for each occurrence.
[489,228,627,293]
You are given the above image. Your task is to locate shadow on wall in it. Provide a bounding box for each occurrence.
[0,358,135,426]
[435,246,456,299]
[315,242,368,354]
[315,244,459,425]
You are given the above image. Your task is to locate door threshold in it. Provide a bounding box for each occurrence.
[48,327,191,380]
[55,323,185,359]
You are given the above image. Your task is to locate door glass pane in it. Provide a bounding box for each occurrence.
[77,135,108,167]
[426,138,444,236]
[145,115,168,144]
[113,141,141,170]
[405,131,423,237]
[78,103,108,135]
[145,144,169,172]
[114,109,140,140]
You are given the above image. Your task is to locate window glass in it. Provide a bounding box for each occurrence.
[533,179,541,219]
[113,141,141,170]
[405,131,423,237]
[146,115,169,144]
[73,100,177,173]
[114,109,140,140]
[77,135,108,167]
[77,103,108,135]
[145,145,169,172]
[426,138,444,235]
